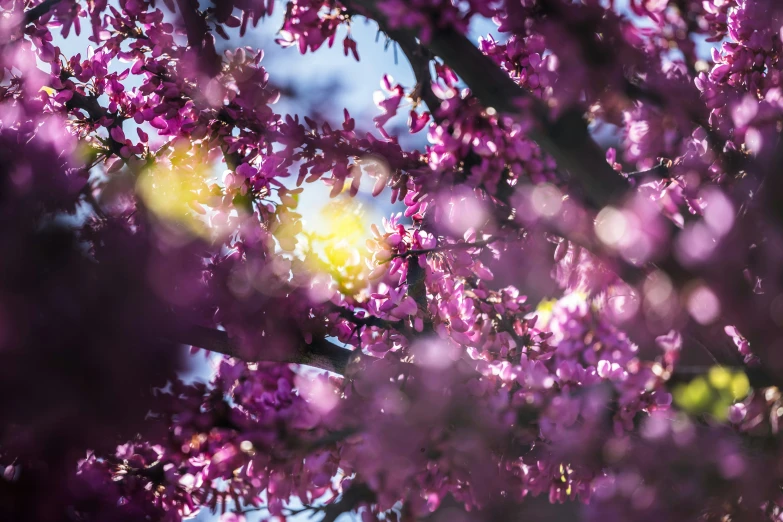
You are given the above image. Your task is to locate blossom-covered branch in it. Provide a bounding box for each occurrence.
[346,0,630,211]
[174,324,355,374]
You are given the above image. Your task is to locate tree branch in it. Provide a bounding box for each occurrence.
[391,238,496,259]
[172,323,779,391]
[330,304,402,329]
[390,33,442,118]
[345,3,442,118]
[345,0,629,211]
[173,324,355,374]
[23,0,63,25]
[174,0,221,76]
[66,91,107,122]
[174,0,209,48]
[320,483,376,522]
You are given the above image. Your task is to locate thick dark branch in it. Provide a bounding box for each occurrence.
[174,0,221,76]
[174,0,209,48]
[66,91,107,122]
[330,305,401,329]
[23,0,63,25]
[345,3,442,117]
[427,35,627,210]
[173,324,355,374]
[345,0,629,211]
[626,160,671,179]
[172,324,779,390]
[391,33,442,118]
[320,483,376,522]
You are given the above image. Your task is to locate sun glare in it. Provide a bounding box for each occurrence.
[299,194,376,295]
[136,158,211,238]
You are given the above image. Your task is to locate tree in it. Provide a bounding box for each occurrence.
[1,0,783,520]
